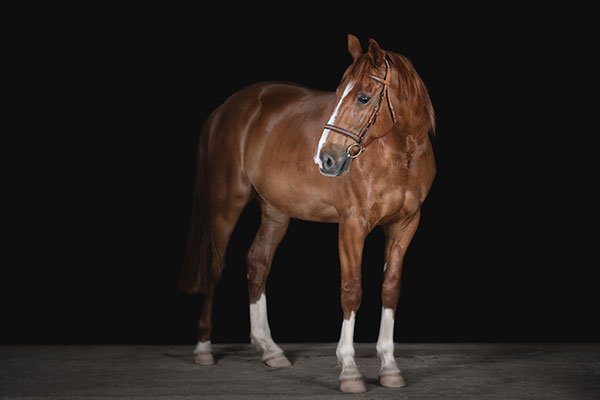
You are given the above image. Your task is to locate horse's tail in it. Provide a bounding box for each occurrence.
[179,125,214,295]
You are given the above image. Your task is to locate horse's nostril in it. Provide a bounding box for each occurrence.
[324,156,334,169]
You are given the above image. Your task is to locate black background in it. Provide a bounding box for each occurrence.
[4,6,598,345]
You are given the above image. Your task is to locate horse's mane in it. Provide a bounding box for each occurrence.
[341,51,435,137]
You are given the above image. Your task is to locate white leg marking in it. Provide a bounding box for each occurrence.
[194,340,211,354]
[193,340,215,365]
[314,82,354,166]
[336,311,361,380]
[250,293,284,360]
[376,307,400,376]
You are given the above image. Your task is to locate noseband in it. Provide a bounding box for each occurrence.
[324,57,397,158]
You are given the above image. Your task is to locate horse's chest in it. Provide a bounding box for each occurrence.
[366,182,420,224]
[363,146,435,224]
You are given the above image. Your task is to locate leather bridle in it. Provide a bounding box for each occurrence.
[324,57,397,158]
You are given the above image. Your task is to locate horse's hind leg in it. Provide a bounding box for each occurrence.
[194,184,252,365]
[246,200,291,368]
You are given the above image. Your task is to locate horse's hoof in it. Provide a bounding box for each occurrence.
[193,352,215,366]
[263,353,292,368]
[339,378,367,393]
[379,373,406,388]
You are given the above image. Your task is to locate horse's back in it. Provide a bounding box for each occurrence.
[207,82,330,147]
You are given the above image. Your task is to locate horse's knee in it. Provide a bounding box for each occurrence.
[341,278,362,315]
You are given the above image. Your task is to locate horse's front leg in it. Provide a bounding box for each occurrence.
[336,214,369,393]
[377,210,421,388]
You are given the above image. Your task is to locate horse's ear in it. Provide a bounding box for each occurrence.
[347,34,362,62]
[367,38,385,67]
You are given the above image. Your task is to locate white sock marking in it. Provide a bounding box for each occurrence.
[376,307,400,375]
[250,293,284,360]
[194,341,211,354]
[336,311,361,379]
[314,82,354,167]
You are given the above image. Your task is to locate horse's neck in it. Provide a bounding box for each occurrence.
[379,125,417,155]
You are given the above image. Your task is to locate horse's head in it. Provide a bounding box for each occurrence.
[314,34,434,177]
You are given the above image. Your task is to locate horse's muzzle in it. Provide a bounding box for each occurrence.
[318,148,351,177]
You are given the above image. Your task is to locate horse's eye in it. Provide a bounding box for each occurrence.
[358,94,371,104]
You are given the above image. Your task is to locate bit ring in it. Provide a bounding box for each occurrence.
[346,143,365,158]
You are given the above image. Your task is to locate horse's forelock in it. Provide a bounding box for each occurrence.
[340,56,372,89]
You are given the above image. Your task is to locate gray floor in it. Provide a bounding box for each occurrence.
[1,343,599,399]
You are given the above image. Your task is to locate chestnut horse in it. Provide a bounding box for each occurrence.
[180,34,435,393]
